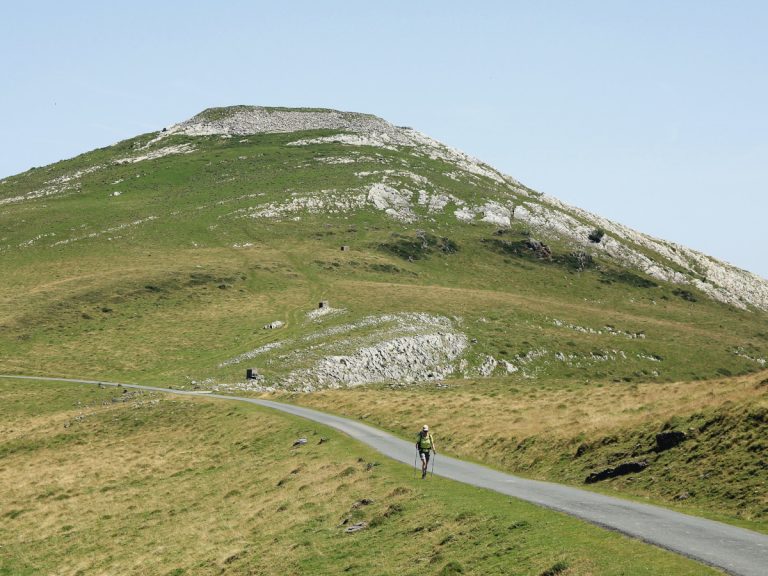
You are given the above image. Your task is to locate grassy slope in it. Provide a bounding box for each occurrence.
[2,130,766,385]
[286,372,768,532]
[1,122,766,538]
[0,378,723,576]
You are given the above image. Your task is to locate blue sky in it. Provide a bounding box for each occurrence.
[2,1,766,277]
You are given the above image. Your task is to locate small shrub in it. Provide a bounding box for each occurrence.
[439,561,465,575]
[379,232,459,260]
[541,561,570,576]
[588,228,605,243]
[599,270,658,288]
[369,263,401,274]
[673,288,697,302]
[558,251,594,271]
[440,237,459,254]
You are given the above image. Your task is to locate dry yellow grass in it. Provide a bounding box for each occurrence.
[1,379,722,575]
[289,370,768,443]
[283,371,768,529]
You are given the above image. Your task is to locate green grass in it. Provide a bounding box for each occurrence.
[0,378,723,575]
[1,108,766,551]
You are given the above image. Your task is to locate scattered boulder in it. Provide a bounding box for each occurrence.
[655,430,686,452]
[292,438,308,447]
[352,498,374,509]
[585,460,648,484]
[575,442,590,458]
[525,239,552,259]
[344,521,368,533]
[673,491,691,501]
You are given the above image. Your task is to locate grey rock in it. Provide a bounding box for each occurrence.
[344,521,368,533]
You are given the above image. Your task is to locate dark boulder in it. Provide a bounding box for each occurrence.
[655,430,686,452]
[585,460,648,484]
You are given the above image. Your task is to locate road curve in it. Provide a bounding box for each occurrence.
[3,375,767,576]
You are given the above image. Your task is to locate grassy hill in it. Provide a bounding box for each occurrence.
[0,378,724,575]
[1,105,766,538]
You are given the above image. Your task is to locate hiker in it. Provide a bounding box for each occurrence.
[416,424,436,479]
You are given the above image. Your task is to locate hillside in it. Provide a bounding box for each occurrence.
[0,378,721,576]
[1,106,766,530]
[1,106,766,390]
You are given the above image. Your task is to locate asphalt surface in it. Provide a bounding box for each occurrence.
[3,374,768,575]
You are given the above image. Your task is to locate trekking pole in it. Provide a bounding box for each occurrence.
[414,450,419,479]
[430,450,436,478]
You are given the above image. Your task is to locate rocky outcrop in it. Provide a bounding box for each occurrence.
[282,331,468,391]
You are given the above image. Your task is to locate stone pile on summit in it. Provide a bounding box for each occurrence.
[166,106,408,139]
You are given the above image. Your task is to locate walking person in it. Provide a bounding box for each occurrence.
[416,424,436,479]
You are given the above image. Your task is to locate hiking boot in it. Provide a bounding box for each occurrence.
[422,470,427,479]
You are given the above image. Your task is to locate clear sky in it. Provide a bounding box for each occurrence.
[2,1,766,278]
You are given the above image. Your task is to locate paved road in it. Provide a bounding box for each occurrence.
[3,375,768,575]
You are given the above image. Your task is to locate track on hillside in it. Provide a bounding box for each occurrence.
[2,374,767,576]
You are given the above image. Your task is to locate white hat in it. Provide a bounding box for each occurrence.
[422,425,429,431]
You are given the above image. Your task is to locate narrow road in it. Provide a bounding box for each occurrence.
[3,375,767,576]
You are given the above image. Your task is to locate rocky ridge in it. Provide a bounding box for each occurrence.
[156,106,768,311]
